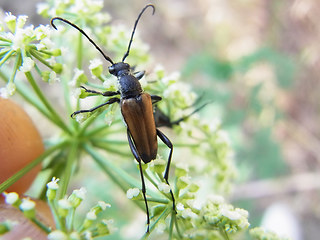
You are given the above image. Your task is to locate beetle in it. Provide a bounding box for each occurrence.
[51,4,175,232]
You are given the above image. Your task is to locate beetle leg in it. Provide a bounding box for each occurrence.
[80,86,120,97]
[71,97,120,118]
[170,102,209,126]
[156,129,176,211]
[134,70,145,80]
[150,95,162,104]
[127,129,150,232]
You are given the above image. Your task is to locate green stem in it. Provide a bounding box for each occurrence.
[29,49,53,69]
[0,49,15,68]
[146,197,169,204]
[77,31,83,69]
[60,76,73,124]
[221,228,230,240]
[58,141,79,198]
[92,141,132,158]
[31,217,52,233]
[142,206,171,238]
[168,210,175,240]
[24,71,71,135]
[8,53,21,84]
[175,215,183,239]
[48,199,64,230]
[0,141,67,193]
[84,144,139,191]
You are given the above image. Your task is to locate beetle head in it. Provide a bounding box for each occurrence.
[109,62,130,77]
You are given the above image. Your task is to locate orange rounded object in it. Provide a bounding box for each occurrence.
[0,97,44,194]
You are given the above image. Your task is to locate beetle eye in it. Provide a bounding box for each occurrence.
[109,65,115,74]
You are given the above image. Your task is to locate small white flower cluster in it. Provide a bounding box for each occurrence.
[201,195,250,234]
[0,12,62,96]
[37,0,110,27]
[45,177,113,239]
[1,13,53,53]
[2,192,36,219]
[250,227,291,240]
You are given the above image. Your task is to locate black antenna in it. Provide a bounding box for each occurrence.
[122,4,155,62]
[51,17,114,65]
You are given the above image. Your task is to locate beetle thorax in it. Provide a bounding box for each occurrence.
[118,74,143,99]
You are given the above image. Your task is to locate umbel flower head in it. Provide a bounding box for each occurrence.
[0,13,62,97]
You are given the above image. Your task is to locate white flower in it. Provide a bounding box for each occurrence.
[47,177,60,190]
[39,37,54,49]
[16,15,28,28]
[75,113,89,123]
[36,3,50,16]
[58,199,72,210]
[103,76,117,90]
[86,211,97,220]
[69,232,81,240]
[89,58,103,78]
[35,24,51,40]
[209,195,225,205]
[19,57,35,72]
[5,12,16,23]
[70,68,87,87]
[158,182,171,194]
[181,208,197,219]
[11,29,25,50]
[3,192,19,205]
[23,25,35,37]
[72,88,82,98]
[126,188,140,199]
[72,187,87,200]
[48,71,60,84]
[176,202,185,211]
[83,231,92,240]
[0,82,16,98]
[48,230,68,240]
[20,198,36,211]
[220,205,241,221]
[89,58,103,70]
[98,201,111,211]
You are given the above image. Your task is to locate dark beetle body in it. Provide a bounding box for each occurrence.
[111,62,158,164]
[121,93,157,163]
[51,4,175,233]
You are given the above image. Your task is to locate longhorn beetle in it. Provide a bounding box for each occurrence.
[51,4,175,232]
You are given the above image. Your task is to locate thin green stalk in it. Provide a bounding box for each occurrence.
[85,120,123,137]
[174,215,183,239]
[29,49,53,69]
[77,30,83,69]
[58,141,79,198]
[0,141,67,193]
[141,206,171,238]
[60,76,73,124]
[77,111,102,136]
[48,199,64,231]
[221,228,230,240]
[0,49,15,68]
[168,210,175,240]
[67,208,76,231]
[90,138,128,145]
[91,141,132,157]
[8,53,21,83]
[84,143,139,190]
[145,197,169,204]
[32,217,52,233]
[24,71,71,135]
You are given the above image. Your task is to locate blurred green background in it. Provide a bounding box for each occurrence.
[2,0,320,239]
